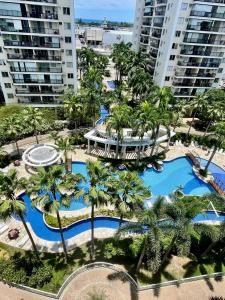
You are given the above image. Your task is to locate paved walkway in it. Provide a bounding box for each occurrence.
[0,267,225,300]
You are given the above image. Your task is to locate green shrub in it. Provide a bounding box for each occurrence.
[28,265,53,288]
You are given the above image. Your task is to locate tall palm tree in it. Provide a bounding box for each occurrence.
[63,90,83,131]
[203,103,224,137]
[26,166,84,261]
[106,105,132,158]
[117,197,165,273]
[204,122,225,173]
[55,136,74,173]
[105,170,150,224]
[77,47,96,79]
[84,161,111,259]
[0,147,7,166]
[5,116,22,156]
[0,170,39,256]
[22,107,44,144]
[186,93,208,137]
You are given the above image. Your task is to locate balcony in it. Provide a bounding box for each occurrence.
[156,0,167,4]
[22,0,57,3]
[4,40,60,48]
[186,24,225,33]
[175,72,216,78]
[145,0,153,6]
[7,53,61,61]
[183,37,225,45]
[0,26,59,35]
[0,9,21,17]
[180,49,224,57]
[142,21,152,26]
[173,80,212,87]
[13,78,63,84]
[190,10,225,19]
[15,89,63,95]
[177,61,220,68]
[144,11,153,17]
[193,0,225,4]
[152,22,164,27]
[10,66,62,73]
[25,11,58,20]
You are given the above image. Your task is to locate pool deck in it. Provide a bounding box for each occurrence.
[0,143,225,252]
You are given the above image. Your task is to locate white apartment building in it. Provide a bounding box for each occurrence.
[133,0,225,99]
[0,0,77,106]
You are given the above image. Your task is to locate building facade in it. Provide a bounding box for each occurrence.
[0,0,77,106]
[133,0,225,99]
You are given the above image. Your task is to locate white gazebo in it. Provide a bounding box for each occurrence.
[22,144,62,168]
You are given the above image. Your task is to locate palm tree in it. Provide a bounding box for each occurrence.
[0,147,7,166]
[5,116,22,156]
[77,47,96,79]
[63,90,83,131]
[0,170,39,256]
[84,161,111,259]
[22,107,44,144]
[106,170,150,224]
[106,105,132,158]
[203,103,224,138]
[160,197,213,268]
[204,122,225,173]
[117,197,165,273]
[55,136,74,173]
[186,93,208,137]
[26,166,84,261]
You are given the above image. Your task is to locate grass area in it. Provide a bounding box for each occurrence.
[0,239,224,293]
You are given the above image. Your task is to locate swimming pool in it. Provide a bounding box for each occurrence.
[106,80,116,90]
[95,105,109,126]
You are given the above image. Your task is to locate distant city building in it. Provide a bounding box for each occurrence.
[0,0,77,106]
[133,0,225,99]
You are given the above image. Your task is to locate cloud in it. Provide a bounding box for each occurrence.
[76,0,135,10]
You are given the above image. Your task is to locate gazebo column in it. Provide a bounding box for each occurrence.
[123,146,127,159]
[104,143,107,157]
[87,139,90,153]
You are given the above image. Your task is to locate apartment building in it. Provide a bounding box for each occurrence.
[133,0,225,99]
[0,0,77,106]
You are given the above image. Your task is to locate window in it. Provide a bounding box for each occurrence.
[68,73,73,78]
[175,31,181,37]
[172,43,178,49]
[218,68,223,73]
[167,66,173,71]
[64,22,71,30]
[63,7,70,15]
[181,3,188,10]
[66,50,72,56]
[2,72,8,77]
[0,60,5,65]
[65,36,71,43]
[68,84,74,89]
[66,62,73,68]
[169,55,175,60]
[165,76,170,81]
[7,93,13,99]
[0,47,2,53]
[4,83,11,88]
[214,78,219,83]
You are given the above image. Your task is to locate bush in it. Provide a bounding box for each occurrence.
[28,265,53,288]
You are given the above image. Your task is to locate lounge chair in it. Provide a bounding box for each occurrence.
[16,235,29,248]
[0,224,9,235]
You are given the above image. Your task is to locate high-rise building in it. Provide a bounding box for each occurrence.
[0,0,77,106]
[133,0,225,99]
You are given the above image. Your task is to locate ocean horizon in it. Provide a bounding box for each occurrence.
[75,18,132,24]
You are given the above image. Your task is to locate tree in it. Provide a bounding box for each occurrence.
[117,197,165,273]
[106,105,132,158]
[77,47,96,79]
[0,170,39,256]
[55,136,74,173]
[84,161,111,259]
[204,122,225,173]
[5,116,22,156]
[26,166,84,261]
[203,103,224,137]
[106,170,150,224]
[63,90,83,130]
[22,107,44,144]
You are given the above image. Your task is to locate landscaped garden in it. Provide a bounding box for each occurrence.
[0,43,225,296]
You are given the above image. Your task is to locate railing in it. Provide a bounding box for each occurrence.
[4,40,60,48]
[152,22,164,27]
[145,0,153,6]
[13,78,63,84]
[190,10,225,19]
[180,49,224,57]
[0,26,59,35]
[183,37,225,45]
[173,81,212,87]
[175,72,215,78]
[178,61,220,68]
[7,54,61,61]
[144,11,153,16]
[0,9,21,17]
[25,12,58,19]
[193,0,225,3]
[186,24,225,32]
[15,89,63,94]
[10,66,62,73]
[22,0,57,3]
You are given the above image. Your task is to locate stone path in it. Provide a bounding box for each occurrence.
[0,267,225,300]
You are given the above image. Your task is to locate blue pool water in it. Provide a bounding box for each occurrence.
[107,80,116,90]
[140,157,214,196]
[95,105,109,126]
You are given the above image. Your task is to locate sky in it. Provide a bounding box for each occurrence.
[75,0,136,23]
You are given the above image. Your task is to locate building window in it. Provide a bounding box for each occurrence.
[63,7,70,15]
[65,36,72,43]
[0,60,5,65]
[165,76,170,81]
[0,47,2,53]
[175,31,181,37]
[66,62,73,68]
[169,55,175,60]
[214,78,219,83]
[68,84,74,89]
[4,83,11,88]
[181,3,188,10]
[2,72,9,77]
[68,73,73,78]
[172,43,178,49]
[64,22,71,30]
[66,50,72,56]
[7,93,13,99]
[218,68,223,73]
